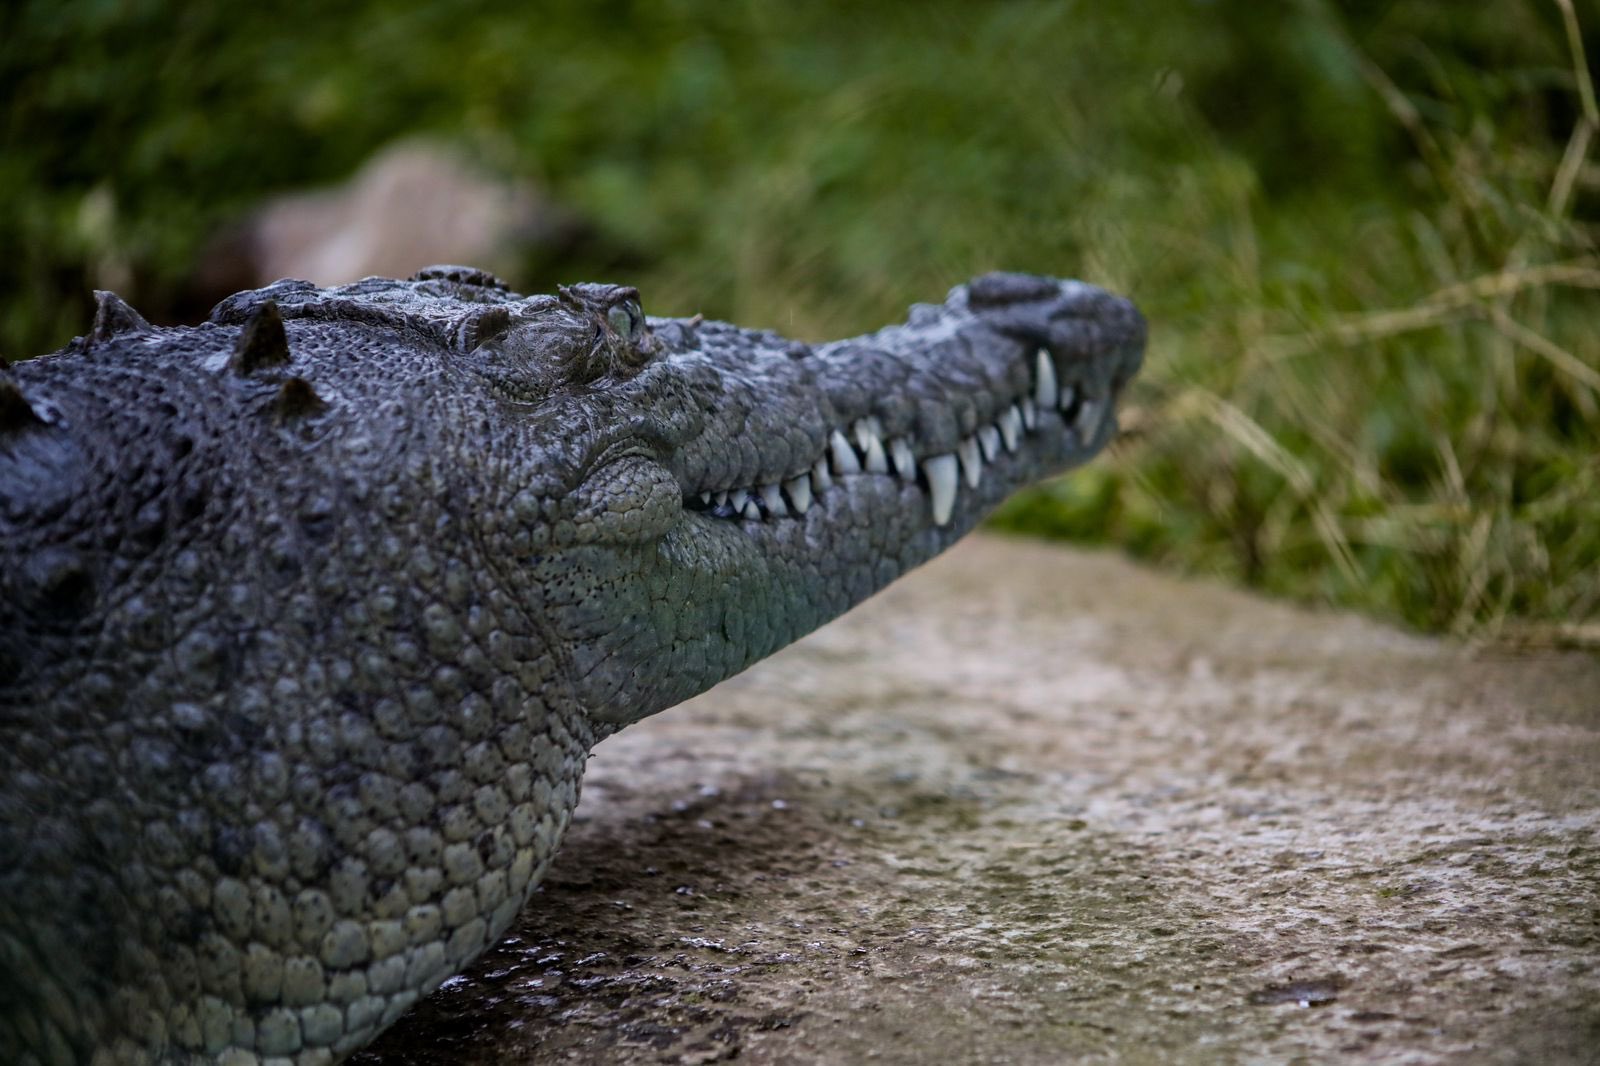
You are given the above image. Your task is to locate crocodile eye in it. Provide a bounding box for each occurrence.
[607,303,638,340]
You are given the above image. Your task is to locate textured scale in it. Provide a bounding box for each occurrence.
[0,267,1144,1064]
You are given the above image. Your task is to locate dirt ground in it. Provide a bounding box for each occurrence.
[355,535,1600,1065]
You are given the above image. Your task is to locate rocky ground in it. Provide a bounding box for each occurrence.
[356,535,1600,1064]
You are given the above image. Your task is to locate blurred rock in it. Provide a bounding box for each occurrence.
[191,138,581,297]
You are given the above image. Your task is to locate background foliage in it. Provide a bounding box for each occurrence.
[3,0,1597,638]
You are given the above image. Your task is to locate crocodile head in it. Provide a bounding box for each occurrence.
[194,268,1146,735]
[408,268,1147,730]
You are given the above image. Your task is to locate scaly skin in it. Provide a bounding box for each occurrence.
[0,266,1144,1064]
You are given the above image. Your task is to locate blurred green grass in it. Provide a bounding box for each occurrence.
[2,0,1597,639]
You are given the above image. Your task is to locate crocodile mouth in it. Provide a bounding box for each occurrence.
[681,346,1114,529]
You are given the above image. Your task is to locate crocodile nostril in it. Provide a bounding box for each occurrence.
[967,272,1063,307]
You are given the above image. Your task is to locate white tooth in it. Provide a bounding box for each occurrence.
[812,456,833,492]
[1076,399,1099,439]
[715,490,730,508]
[853,419,889,473]
[957,435,983,488]
[760,482,786,516]
[922,454,959,527]
[830,429,862,474]
[784,474,812,514]
[889,437,916,479]
[1034,349,1057,410]
[999,405,1022,452]
[742,497,762,521]
[1021,397,1038,430]
[700,491,712,506]
[864,436,888,473]
[977,425,1001,462]
[1058,382,1076,411]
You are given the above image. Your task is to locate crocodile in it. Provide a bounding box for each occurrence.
[0,266,1144,1065]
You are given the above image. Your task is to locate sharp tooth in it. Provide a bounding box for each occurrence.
[853,419,889,473]
[1034,350,1057,410]
[957,435,982,488]
[922,454,959,527]
[741,497,761,521]
[700,491,712,506]
[1076,399,1099,439]
[784,474,812,514]
[1058,383,1076,411]
[889,437,916,480]
[999,405,1022,452]
[760,482,787,516]
[830,429,862,474]
[1021,397,1038,430]
[812,456,833,492]
[977,425,1001,462]
[715,490,730,508]
[864,437,888,473]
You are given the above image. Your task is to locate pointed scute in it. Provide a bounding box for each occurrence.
[274,376,325,420]
[412,264,511,291]
[230,300,291,375]
[0,378,45,434]
[90,290,152,342]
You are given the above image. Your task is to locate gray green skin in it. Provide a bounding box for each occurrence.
[0,266,1144,1065]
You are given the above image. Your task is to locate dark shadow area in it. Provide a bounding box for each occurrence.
[352,771,846,1064]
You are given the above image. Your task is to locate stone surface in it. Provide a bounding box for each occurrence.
[355,534,1600,1065]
